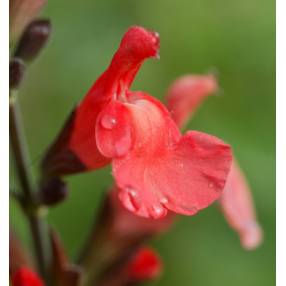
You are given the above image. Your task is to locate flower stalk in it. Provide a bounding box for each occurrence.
[9,95,48,280]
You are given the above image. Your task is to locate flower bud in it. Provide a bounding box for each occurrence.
[39,177,68,206]
[10,0,47,42]
[97,246,162,286]
[14,19,51,62]
[126,247,162,282]
[11,267,44,286]
[10,58,25,89]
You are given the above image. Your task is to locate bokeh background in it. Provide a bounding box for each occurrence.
[10,0,275,285]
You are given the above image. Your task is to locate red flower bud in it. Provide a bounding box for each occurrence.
[11,267,44,286]
[126,247,162,282]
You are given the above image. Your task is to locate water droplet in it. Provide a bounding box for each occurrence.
[151,32,159,43]
[151,205,167,219]
[101,114,117,129]
[160,197,168,205]
[154,32,159,38]
[126,186,137,197]
[122,186,140,212]
[179,163,184,168]
[208,182,214,188]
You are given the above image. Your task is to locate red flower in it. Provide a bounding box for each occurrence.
[43,26,232,218]
[166,74,263,249]
[126,247,162,281]
[11,267,44,286]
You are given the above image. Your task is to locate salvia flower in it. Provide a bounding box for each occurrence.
[11,267,44,286]
[166,74,263,249]
[43,26,232,219]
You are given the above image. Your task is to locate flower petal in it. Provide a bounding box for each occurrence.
[112,95,232,218]
[42,26,160,174]
[166,74,218,128]
[108,186,174,237]
[69,27,160,168]
[96,101,133,158]
[157,131,232,216]
[165,74,262,248]
[220,161,263,250]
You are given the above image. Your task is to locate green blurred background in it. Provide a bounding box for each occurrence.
[10,0,275,285]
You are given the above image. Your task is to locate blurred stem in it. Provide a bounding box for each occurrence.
[10,95,48,280]
[77,215,109,285]
[77,199,124,285]
[77,198,144,286]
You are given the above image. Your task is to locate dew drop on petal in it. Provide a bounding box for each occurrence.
[160,197,168,205]
[151,32,160,45]
[208,182,214,188]
[126,186,137,197]
[150,205,167,219]
[101,114,117,129]
[121,186,141,212]
[153,32,159,39]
